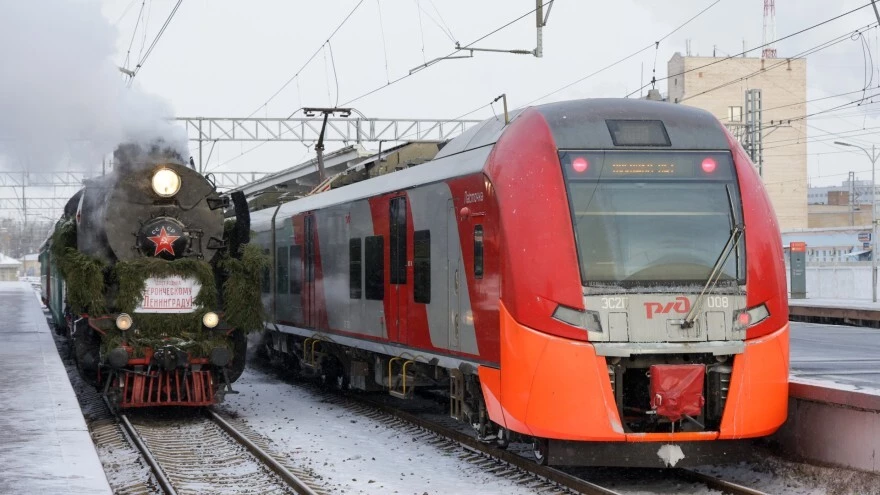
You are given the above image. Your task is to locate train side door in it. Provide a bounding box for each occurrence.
[304,214,317,328]
[390,196,409,344]
[446,200,461,351]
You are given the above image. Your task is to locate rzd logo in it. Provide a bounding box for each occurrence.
[644,297,691,319]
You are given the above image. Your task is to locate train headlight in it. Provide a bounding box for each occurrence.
[735,303,770,328]
[552,304,603,333]
[151,168,181,197]
[202,311,220,328]
[116,313,133,331]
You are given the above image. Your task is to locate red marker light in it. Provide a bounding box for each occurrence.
[572,157,589,173]
[737,312,751,326]
[701,157,717,173]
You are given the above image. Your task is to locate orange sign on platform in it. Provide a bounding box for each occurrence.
[790,242,807,252]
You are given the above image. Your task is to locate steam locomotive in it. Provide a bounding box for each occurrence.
[255,98,789,467]
[40,143,264,408]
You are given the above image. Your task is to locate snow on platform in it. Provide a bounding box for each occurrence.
[0,282,111,494]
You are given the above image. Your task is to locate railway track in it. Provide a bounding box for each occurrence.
[286,379,771,495]
[110,399,326,495]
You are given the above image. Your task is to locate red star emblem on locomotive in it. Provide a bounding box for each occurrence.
[147,226,180,256]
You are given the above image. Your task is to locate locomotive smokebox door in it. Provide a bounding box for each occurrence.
[138,217,190,260]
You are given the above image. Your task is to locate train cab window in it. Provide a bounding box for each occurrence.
[365,235,384,300]
[261,248,271,293]
[276,246,290,294]
[350,238,362,299]
[390,197,407,284]
[474,225,484,279]
[289,245,303,295]
[413,230,430,303]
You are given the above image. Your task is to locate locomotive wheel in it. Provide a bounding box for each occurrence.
[226,329,248,383]
[73,327,102,388]
[532,438,549,465]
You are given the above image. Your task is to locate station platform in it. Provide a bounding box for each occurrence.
[789,297,880,327]
[790,320,880,391]
[0,282,111,494]
[780,321,880,473]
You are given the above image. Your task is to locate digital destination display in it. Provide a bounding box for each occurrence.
[609,162,679,176]
[560,151,734,180]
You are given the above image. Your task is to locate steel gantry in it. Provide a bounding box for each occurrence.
[175,116,482,144]
[0,170,271,220]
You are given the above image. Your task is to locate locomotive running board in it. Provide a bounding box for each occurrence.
[116,369,216,408]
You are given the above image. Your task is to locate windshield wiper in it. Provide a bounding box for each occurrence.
[680,185,744,329]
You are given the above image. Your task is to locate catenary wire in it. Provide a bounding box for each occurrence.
[133,0,183,77]
[525,0,721,106]
[624,2,875,98]
[244,0,366,119]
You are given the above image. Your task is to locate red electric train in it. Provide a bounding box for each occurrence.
[252,98,789,467]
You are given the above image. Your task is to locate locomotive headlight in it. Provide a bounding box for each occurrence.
[202,311,220,328]
[116,313,133,331]
[152,168,181,197]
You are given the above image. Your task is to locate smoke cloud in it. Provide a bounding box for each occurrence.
[0,0,187,173]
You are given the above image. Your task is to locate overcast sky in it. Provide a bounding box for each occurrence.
[3,0,880,195]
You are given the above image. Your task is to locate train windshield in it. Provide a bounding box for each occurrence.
[560,150,745,286]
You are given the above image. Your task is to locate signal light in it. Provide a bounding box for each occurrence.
[737,312,751,326]
[701,157,717,173]
[572,156,589,173]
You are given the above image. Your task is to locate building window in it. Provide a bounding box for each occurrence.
[349,238,362,299]
[276,246,290,294]
[289,245,302,295]
[365,235,384,300]
[390,197,407,284]
[728,106,743,122]
[474,225,484,279]
[413,230,431,304]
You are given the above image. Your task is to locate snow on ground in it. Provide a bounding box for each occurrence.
[220,367,539,495]
[694,453,880,495]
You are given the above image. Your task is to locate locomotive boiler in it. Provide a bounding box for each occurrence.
[41,143,265,408]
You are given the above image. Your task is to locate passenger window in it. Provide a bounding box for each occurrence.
[365,236,384,300]
[350,238,362,299]
[474,225,484,279]
[289,245,302,295]
[414,230,430,303]
[261,248,271,293]
[276,246,290,294]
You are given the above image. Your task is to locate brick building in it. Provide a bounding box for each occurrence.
[667,53,808,230]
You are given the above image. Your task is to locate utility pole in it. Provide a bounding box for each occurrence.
[303,107,353,182]
[836,141,880,302]
[745,89,763,175]
[849,171,856,226]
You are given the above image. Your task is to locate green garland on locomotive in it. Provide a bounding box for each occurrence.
[49,220,267,359]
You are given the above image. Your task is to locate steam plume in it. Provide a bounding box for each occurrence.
[0,0,187,172]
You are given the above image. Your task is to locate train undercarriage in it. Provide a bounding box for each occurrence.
[260,328,744,467]
[67,315,247,408]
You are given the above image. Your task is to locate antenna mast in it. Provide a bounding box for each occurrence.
[762,0,777,58]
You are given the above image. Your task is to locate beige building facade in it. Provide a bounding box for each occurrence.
[667,53,808,230]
